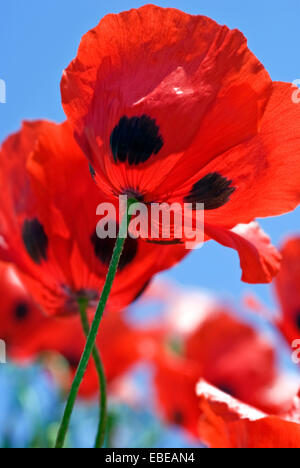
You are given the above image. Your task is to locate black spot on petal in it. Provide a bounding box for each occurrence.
[110,115,163,165]
[295,310,300,331]
[22,219,48,264]
[184,172,236,210]
[14,302,29,321]
[91,226,138,271]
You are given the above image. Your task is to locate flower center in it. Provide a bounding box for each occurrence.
[122,187,145,202]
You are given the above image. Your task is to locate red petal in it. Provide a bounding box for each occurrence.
[185,310,278,412]
[205,222,281,283]
[154,352,201,437]
[197,381,300,448]
[61,5,271,195]
[0,120,188,316]
[0,262,154,397]
[179,82,300,228]
[274,236,300,346]
[0,263,45,358]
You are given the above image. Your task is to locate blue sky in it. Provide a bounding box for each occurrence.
[1,0,300,309]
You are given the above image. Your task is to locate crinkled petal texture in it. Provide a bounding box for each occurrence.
[0,262,46,356]
[61,6,300,218]
[154,352,201,438]
[60,5,299,283]
[196,381,300,448]
[0,120,187,316]
[274,237,300,344]
[61,5,271,196]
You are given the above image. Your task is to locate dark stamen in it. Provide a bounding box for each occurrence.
[89,164,96,179]
[122,188,145,202]
[147,239,183,245]
[172,410,184,425]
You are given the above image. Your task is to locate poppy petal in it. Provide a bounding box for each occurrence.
[196,381,300,448]
[205,222,281,283]
[154,352,201,437]
[274,236,300,345]
[0,120,188,316]
[61,5,271,196]
[175,82,300,227]
[0,262,156,397]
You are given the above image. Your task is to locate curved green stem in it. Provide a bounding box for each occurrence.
[78,299,107,448]
[55,198,135,449]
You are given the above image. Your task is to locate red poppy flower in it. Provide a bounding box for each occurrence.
[20,308,154,398]
[153,291,297,437]
[154,353,200,437]
[0,120,186,316]
[196,381,300,448]
[61,4,300,283]
[0,261,156,397]
[274,237,300,345]
[0,262,46,358]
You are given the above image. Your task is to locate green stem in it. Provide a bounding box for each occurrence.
[78,298,107,448]
[55,198,135,449]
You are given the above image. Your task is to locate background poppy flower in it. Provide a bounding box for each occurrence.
[246,235,300,351]
[18,309,156,399]
[0,120,187,316]
[0,262,45,358]
[0,261,158,398]
[274,236,300,346]
[196,381,300,448]
[61,5,300,283]
[151,288,299,437]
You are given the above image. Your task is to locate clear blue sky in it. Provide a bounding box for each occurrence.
[1,0,300,309]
